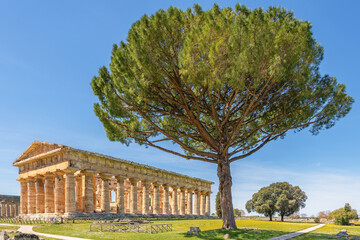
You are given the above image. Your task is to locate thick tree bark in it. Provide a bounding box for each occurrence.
[217,159,237,230]
[269,214,273,221]
[281,214,284,222]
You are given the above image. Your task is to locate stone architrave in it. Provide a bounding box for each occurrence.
[54,172,65,214]
[27,179,36,214]
[162,185,169,214]
[64,171,76,214]
[142,182,150,215]
[172,186,178,215]
[20,180,28,215]
[115,176,125,213]
[129,179,138,214]
[44,174,54,213]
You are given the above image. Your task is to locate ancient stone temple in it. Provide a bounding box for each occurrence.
[13,141,213,219]
[0,195,20,217]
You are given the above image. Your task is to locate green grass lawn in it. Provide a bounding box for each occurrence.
[32,219,318,240]
[293,224,360,240]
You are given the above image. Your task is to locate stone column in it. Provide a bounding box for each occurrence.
[100,176,110,213]
[35,177,45,213]
[115,176,125,213]
[205,192,211,215]
[44,174,55,213]
[129,179,138,214]
[83,172,94,213]
[27,178,36,214]
[186,189,193,215]
[15,203,19,216]
[1,202,5,217]
[9,203,14,217]
[162,185,169,214]
[64,171,76,214]
[76,176,83,212]
[6,204,10,217]
[194,191,200,215]
[179,188,186,215]
[172,186,178,215]
[20,180,28,215]
[153,183,160,214]
[92,175,97,211]
[142,182,150,215]
[200,192,206,215]
[54,173,65,214]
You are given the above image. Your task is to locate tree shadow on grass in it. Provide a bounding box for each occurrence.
[181,229,290,240]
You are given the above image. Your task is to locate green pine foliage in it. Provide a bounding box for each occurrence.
[91,3,353,229]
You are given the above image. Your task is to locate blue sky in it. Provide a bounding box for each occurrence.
[1,0,359,217]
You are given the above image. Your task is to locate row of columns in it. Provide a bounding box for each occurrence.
[0,202,19,217]
[20,171,211,216]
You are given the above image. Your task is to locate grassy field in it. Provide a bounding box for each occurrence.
[32,219,317,240]
[293,224,360,240]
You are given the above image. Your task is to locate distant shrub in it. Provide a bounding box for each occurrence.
[314,217,320,223]
[329,203,358,225]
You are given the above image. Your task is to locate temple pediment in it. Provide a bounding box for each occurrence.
[13,141,68,165]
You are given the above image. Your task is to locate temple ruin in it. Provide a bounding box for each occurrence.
[0,195,20,217]
[13,141,213,219]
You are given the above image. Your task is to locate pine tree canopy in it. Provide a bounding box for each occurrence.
[91,4,353,164]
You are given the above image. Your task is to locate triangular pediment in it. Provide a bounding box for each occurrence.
[13,141,68,165]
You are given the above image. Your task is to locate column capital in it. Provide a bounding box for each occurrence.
[98,173,112,179]
[128,178,139,184]
[35,174,45,180]
[17,178,28,183]
[114,175,127,181]
[162,184,169,190]
[63,169,77,174]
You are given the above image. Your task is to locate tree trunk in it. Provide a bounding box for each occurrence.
[269,214,273,221]
[217,159,237,230]
[281,214,284,222]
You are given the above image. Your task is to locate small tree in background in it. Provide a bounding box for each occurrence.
[234,208,245,218]
[318,210,331,219]
[216,192,222,218]
[246,182,307,221]
[329,203,358,225]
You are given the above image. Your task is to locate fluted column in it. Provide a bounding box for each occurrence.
[115,176,125,213]
[82,172,94,213]
[152,183,160,214]
[186,189,193,215]
[6,204,10,217]
[1,202,5,217]
[142,182,150,215]
[15,203,19,216]
[200,192,206,215]
[100,176,110,213]
[194,191,200,215]
[44,174,55,213]
[179,188,186,215]
[92,175,97,211]
[205,192,211,215]
[129,179,138,214]
[20,180,28,215]
[9,203,14,217]
[27,178,36,214]
[76,176,83,212]
[54,172,65,214]
[172,186,178,215]
[64,171,76,214]
[162,185,169,214]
